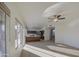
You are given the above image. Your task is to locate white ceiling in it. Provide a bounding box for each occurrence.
[6,2,79,30]
[12,2,57,30]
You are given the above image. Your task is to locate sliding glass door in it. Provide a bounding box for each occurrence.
[0,9,6,57]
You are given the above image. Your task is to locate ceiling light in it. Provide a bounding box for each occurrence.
[53,18,58,22]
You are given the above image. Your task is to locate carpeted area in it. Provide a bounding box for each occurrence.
[27,40,54,51]
[26,40,79,57]
[21,44,69,57]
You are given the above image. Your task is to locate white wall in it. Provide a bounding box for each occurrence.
[4,3,26,57]
[41,27,50,41]
[44,28,50,40]
[55,3,79,48]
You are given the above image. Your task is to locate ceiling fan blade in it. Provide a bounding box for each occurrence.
[58,17,65,20]
[48,17,55,19]
[57,15,61,18]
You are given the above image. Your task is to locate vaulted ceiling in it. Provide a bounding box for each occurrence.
[5,2,79,31]
[10,2,57,30]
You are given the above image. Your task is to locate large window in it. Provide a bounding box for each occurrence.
[15,19,23,48]
[0,9,6,57]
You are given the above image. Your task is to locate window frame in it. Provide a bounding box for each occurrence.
[15,18,23,49]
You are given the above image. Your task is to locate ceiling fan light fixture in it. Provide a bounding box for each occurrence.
[53,18,58,22]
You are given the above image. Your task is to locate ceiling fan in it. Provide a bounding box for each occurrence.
[48,15,65,22]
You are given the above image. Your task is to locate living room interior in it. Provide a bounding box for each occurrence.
[0,2,79,57]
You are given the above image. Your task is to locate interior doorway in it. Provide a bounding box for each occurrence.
[50,27,55,43]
